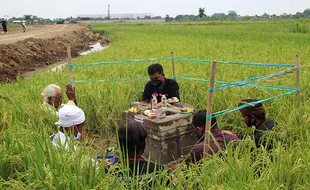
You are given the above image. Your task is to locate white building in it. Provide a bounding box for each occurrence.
[77,13,153,20]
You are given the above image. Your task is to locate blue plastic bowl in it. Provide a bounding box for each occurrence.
[105,155,115,164]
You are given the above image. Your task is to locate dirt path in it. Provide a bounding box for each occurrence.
[0,24,109,82]
[0,24,85,44]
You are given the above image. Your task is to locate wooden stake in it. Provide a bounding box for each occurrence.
[171,52,176,80]
[67,46,73,82]
[203,60,217,157]
[296,55,301,100]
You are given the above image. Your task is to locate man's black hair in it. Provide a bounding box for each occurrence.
[238,99,266,120]
[118,120,147,157]
[192,110,218,130]
[147,63,164,75]
[238,99,263,108]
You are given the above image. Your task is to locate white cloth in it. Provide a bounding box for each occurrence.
[42,100,76,117]
[56,105,85,128]
[50,131,76,151]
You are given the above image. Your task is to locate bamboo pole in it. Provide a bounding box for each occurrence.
[203,60,217,157]
[171,52,176,80]
[67,46,73,82]
[296,55,301,99]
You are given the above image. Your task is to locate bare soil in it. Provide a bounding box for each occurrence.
[0,24,109,82]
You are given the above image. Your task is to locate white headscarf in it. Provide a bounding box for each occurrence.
[56,105,85,128]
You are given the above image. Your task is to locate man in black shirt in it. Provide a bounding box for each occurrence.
[238,99,275,151]
[117,120,166,188]
[142,63,180,103]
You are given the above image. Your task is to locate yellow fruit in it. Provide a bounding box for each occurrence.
[129,107,135,113]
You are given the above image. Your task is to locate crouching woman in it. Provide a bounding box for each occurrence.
[116,120,169,188]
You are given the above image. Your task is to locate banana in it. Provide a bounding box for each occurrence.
[129,107,140,114]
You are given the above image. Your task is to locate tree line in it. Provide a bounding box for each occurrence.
[4,8,310,23]
[166,8,310,21]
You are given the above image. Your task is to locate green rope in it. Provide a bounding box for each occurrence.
[68,57,296,69]
[206,88,299,120]
[70,78,149,84]
[175,76,228,84]
[173,57,295,68]
[173,58,212,63]
[68,58,171,69]
[254,85,300,91]
[216,60,295,68]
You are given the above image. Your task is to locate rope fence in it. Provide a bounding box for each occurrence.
[68,57,296,69]
[68,58,172,69]
[66,51,300,131]
[66,50,301,157]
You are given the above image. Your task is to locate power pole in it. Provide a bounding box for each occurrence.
[108,5,111,19]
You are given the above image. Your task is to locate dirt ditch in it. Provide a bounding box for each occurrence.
[0,24,109,82]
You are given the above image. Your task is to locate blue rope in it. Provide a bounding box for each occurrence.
[175,76,228,84]
[248,67,297,82]
[206,88,299,120]
[173,58,295,67]
[254,85,300,91]
[216,60,295,68]
[173,58,213,63]
[175,67,297,92]
[68,57,296,68]
[68,58,171,68]
[70,78,149,84]
[213,67,297,92]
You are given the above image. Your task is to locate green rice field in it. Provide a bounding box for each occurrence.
[0,19,310,189]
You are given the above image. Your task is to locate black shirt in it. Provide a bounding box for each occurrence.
[142,78,180,102]
[126,158,160,176]
[254,119,275,150]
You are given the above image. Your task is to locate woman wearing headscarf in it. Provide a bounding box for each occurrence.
[117,120,167,188]
[50,105,85,149]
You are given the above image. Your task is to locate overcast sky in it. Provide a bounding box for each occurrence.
[1,0,309,19]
